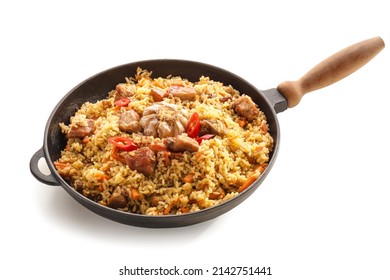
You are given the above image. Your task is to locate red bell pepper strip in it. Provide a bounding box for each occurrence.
[196,134,215,144]
[108,136,137,151]
[186,112,200,138]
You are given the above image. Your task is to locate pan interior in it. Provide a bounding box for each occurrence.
[43,59,280,227]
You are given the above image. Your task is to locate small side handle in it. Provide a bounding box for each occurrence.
[30,147,59,186]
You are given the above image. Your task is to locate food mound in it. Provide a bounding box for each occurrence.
[54,68,273,215]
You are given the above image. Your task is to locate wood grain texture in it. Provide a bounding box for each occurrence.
[277,36,385,108]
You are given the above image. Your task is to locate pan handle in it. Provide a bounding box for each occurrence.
[30,147,59,186]
[277,36,385,108]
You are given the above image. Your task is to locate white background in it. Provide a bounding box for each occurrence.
[1,1,389,279]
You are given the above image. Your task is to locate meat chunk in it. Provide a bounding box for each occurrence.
[232,95,259,121]
[199,119,226,136]
[168,86,196,101]
[108,194,128,209]
[166,135,199,153]
[118,110,141,133]
[150,87,166,102]
[125,147,156,176]
[108,187,128,209]
[115,83,136,101]
[67,119,94,138]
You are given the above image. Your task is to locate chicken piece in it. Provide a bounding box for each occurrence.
[115,83,136,101]
[199,119,226,136]
[67,119,94,139]
[232,95,259,122]
[150,87,166,102]
[168,86,196,101]
[139,102,189,138]
[166,135,199,153]
[125,147,156,176]
[118,110,141,133]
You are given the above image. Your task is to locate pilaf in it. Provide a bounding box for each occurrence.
[54,68,273,215]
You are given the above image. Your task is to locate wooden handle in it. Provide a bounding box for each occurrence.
[277,36,385,108]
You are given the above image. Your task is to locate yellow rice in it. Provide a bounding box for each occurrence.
[54,68,273,215]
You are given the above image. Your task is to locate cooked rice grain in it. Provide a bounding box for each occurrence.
[54,69,273,215]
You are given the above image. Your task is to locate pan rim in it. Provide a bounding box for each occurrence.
[40,59,281,227]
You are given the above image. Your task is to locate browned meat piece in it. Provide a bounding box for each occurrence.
[108,193,128,209]
[118,110,141,133]
[115,83,136,101]
[108,187,128,209]
[150,87,166,102]
[168,86,196,101]
[166,135,199,153]
[199,119,226,136]
[67,119,94,138]
[220,96,232,103]
[150,195,163,206]
[125,147,156,176]
[232,95,259,121]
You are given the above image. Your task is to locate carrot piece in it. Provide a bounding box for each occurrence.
[194,151,203,159]
[237,118,248,127]
[208,192,222,200]
[148,143,167,152]
[130,187,141,200]
[54,162,68,169]
[183,173,194,183]
[260,120,268,134]
[82,136,90,144]
[237,163,268,193]
[94,173,109,181]
[237,175,257,193]
[163,205,171,215]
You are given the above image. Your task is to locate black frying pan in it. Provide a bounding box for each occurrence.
[30,37,384,228]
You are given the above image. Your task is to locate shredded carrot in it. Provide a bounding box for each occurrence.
[180,207,189,213]
[130,187,141,200]
[94,173,109,181]
[255,163,268,173]
[54,162,68,169]
[237,163,268,193]
[260,120,268,134]
[183,173,194,183]
[208,192,222,200]
[163,205,171,215]
[237,175,257,193]
[149,143,167,152]
[237,118,248,127]
[194,151,203,159]
[82,136,90,144]
[111,147,126,164]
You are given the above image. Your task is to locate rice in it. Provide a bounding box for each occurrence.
[54,68,273,215]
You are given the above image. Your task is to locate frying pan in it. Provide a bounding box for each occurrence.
[30,37,384,228]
